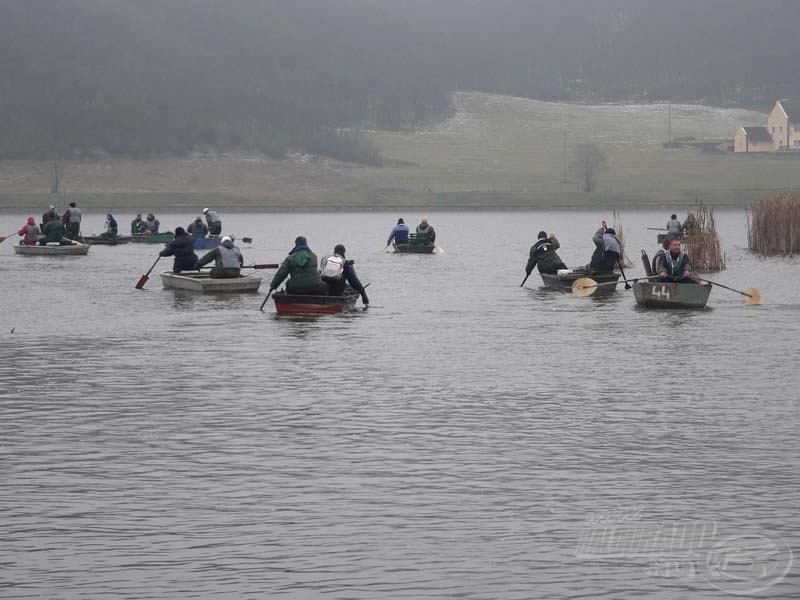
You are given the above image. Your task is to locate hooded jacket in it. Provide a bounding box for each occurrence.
[159,228,197,271]
[188,219,209,239]
[415,223,436,243]
[526,236,566,275]
[270,245,324,290]
[18,218,40,244]
[42,219,66,243]
[195,239,243,270]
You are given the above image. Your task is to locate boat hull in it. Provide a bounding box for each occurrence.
[13,243,90,256]
[132,233,174,244]
[633,281,711,309]
[84,236,132,245]
[160,271,262,293]
[393,243,435,254]
[272,291,359,314]
[193,237,221,250]
[540,270,620,291]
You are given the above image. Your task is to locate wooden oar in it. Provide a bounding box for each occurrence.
[242,237,253,244]
[693,276,762,305]
[0,232,15,243]
[135,256,161,289]
[617,260,632,290]
[520,272,532,287]
[259,289,274,312]
[573,275,659,297]
[647,227,667,231]
[434,244,445,254]
[383,244,392,253]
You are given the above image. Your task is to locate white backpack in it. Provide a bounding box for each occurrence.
[321,255,345,280]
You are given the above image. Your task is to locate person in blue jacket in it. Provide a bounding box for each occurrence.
[386,218,410,246]
[159,227,198,273]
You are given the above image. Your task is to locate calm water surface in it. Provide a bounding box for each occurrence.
[1,210,798,599]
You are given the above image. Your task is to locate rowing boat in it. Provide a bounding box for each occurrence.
[84,235,133,245]
[132,232,173,244]
[160,271,262,293]
[633,281,712,309]
[540,269,620,291]
[393,243,436,254]
[193,236,221,250]
[272,289,359,315]
[13,243,90,256]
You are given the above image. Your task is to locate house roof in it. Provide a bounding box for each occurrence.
[743,126,772,142]
[777,100,800,123]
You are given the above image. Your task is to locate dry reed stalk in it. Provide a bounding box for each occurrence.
[685,204,725,271]
[612,210,632,268]
[748,196,800,257]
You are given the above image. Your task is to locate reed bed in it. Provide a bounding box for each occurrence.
[612,210,632,268]
[685,204,725,271]
[748,196,800,256]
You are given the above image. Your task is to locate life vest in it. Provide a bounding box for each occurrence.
[67,207,81,223]
[206,210,221,224]
[218,244,242,269]
[24,224,39,241]
[321,255,345,280]
[663,251,687,276]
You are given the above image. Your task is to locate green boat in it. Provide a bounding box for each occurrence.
[393,232,436,254]
[132,232,174,244]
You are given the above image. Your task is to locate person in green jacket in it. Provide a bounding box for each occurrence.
[269,236,328,295]
[40,218,69,245]
[526,231,568,276]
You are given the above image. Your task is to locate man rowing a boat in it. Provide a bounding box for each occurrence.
[131,214,146,234]
[657,237,695,283]
[159,227,198,273]
[203,208,222,236]
[587,221,621,273]
[386,218,410,247]
[666,214,683,237]
[194,236,243,278]
[270,236,329,296]
[143,213,160,234]
[187,216,209,240]
[320,244,369,305]
[526,231,567,276]
[415,219,436,244]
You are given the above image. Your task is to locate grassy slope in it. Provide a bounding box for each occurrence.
[2,92,799,211]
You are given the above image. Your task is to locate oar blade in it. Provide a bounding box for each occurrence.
[135,275,149,290]
[434,245,445,254]
[572,277,597,297]
[744,287,762,305]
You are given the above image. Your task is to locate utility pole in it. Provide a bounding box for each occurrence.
[668,103,672,143]
[560,130,568,183]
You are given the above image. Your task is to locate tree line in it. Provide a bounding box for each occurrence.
[0,0,798,164]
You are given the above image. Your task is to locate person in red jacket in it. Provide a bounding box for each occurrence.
[17,217,40,245]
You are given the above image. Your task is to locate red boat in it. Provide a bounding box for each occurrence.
[272,289,359,315]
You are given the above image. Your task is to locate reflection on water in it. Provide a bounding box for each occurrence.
[1,210,798,599]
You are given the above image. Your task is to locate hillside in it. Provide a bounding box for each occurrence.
[3,92,800,211]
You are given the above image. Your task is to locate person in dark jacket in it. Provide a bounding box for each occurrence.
[320,244,369,305]
[187,216,209,239]
[194,236,243,278]
[40,219,69,245]
[386,218,410,246]
[587,220,621,273]
[657,237,694,283]
[526,231,567,275]
[666,214,683,237]
[41,205,59,229]
[159,227,198,273]
[143,213,160,234]
[203,208,222,235]
[415,219,436,243]
[270,236,328,295]
[131,214,146,234]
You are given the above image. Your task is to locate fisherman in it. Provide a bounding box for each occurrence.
[158,227,198,273]
[17,217,40,246]
[62,202,82,240]
[657,237,695,283]
[41,204,59,228]
[666,214,683,237]
[386,218,410,246]
[131,213,146,234]
[269,236,328,295]
[652,237,670,275]
[99,213,118,240]
[415,218,436,244]
[320,244,369,305]
[587,220,621,273]
[194,236,243,278]
[143,213,160,234]
[40,217,69,245]
[526,231,567,276]
[187,216,209,239]
[203,208,222,236]
[683,213,697,237]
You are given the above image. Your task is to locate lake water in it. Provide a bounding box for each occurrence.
[1,210,798,599]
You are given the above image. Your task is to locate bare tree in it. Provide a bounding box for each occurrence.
[570,143,608,192]
[50,157,61,194]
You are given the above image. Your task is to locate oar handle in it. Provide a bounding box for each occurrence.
[694,276,753,298]
[520,272,531,287]
[646,227,667,231]
[144,255,161,277]
[247,263,279,269]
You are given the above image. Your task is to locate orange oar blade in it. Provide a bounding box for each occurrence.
[135,275,149,289]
